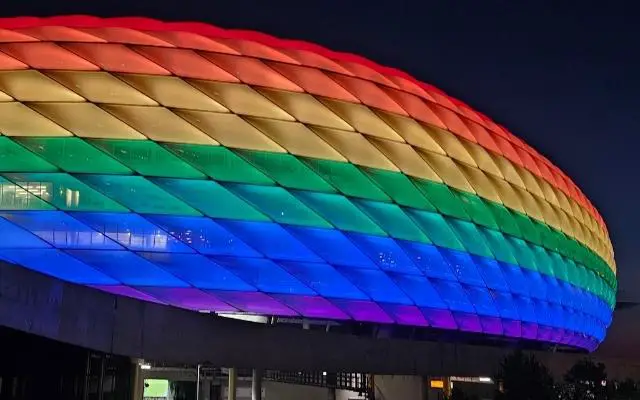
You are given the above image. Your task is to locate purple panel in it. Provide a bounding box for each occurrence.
[452,312,482,333]
[420,308,457,329]
[331,299,393,324]
[502,319,522,338]
[537,325,553,342]
[381,304,428,326]
[272,294,349,320]
[521,322,538,340]
[549,327,564,343]
[138,287,237,312]
[479,316,503,335]
[208,290,298,316]
[91,285,164,304]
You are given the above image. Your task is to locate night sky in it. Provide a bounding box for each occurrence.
[3,1,637,299]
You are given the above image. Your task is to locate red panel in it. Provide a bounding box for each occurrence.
[267,62,360,102]
[134,46,238,81]
[63,43,169,74]
[328,73,408,115]
[0,42,99,70]
[14,26,104,42]
[77,27,173,46]
[426,102,476,142]
[145,30,239,54]
[383,88,446,128]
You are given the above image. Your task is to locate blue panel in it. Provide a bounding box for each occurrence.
[346,233,421,274]
[277,261,368,300]
[513,295,536,323]
[439,249,485,286]
[533,299,552,326]
[491,290,520,320]
[0,217,51,248]
[139,252,255,291]
[521,269,547,300]
[216,220,321,262]
[0,248,116,284]
[67,250,189,287]
[559,281,578,309]
[388,273,446,308]
[334,266,412,304]
[0,211,121,250]
[549,303,564,328]
[146,215,260,257]
[542,275,562,305]
[500,263,530,297]
[211,256,315,295]
[73,212,194,253]
[431,279,475,313]
[396,241,456,281]
[471,255,509,291]
[285,226,374,268]
[464,285,500,317]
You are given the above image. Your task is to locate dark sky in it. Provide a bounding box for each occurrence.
[3,1,637,298]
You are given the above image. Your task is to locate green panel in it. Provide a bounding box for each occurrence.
[293,191,386,235]
[478,227,517,264]
[362,168,436,211]
[486,202,522,238]
[530,245,554,277]
[411,179,469,220]
[302,158,390,202]
[455,190,499,229]
[0,176,55,210]
[225,183,331,228]
[355,200,430,243]
[507,237,539,272]
[511,211,541,245]
[4,173,127,212]
[79,175,199,215]
[0,137,57,172]
[407,209,465,251]
[91,139,206,179]
[236,151,335,192]
[153,178,268,221]
[447,219,494,258]
[165,144,274,184]
[15,137,130,174]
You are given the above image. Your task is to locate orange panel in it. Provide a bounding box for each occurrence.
[15,26,104,42]
[464,119,502,154]
[327,73,408,115]
[383,88,446,128]
[0,102,71,137]
[145,31,239,53]
[200,52,302,92]
[32,103,146,140]
[310,126,399,171]
[456,104,485,125]
[267,62,359,102]
[426,102,476,142]
[375,111,445,155]
[63,43,170,74]
[540,160,561,187]
[368,137,441,181]
[426,90,459,111]
[0,42,99,70]
[246,117,346,161]
[0,28,38,42]
[175,110,285,152]
[278,48,353,75]
[77,27,174,46]
[118,74,228,112]
[417,150,475,193]
[514,145,541,176]
[491,134,524,167]
[215,38,299,64]
[190,81,294,121]
[133,46,238,82]
[257,88,352,129]
[0,70,85,102]
[385,75,434,100]
[0,52,27,70]
[336,60,399,88]
[319,99,404,141]
[45,71,157,105]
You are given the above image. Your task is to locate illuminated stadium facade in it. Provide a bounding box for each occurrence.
[0,16,616,353]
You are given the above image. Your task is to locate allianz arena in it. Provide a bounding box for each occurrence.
[0,16,616,352]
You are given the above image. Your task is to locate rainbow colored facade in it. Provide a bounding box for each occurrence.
[0,16,616,351]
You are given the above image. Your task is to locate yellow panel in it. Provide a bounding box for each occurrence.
[0,70,85,102]
[31,103,146,140]
[319,98,404,142]
[554,188,574,218]
[0,102,71,137]
[537,177,560,208]
[512,186,544,222]
[187,80,294,120]
[486,174,525,213]
[101,105,215,144]
[556,207,575,239]
[0,91,12,102]
[368,137,442,182]
[118,74,228,112]
[45,71,157,105]
[569,199,585,225]
[245,117,346,161]
[375,111,446,155]
[422,124,478,167]
[257,88,353,130]
[457,163,503,204]
[567,216,584,245]
[174,110,285,152]
[513,165,544,198]
[459,141,504,178]
[534,196,561,231]
[310,126,399,171]
[417,150,476,193]
[490,155,526,189]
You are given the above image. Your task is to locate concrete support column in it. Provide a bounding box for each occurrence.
[130,359,143,400]
[251,369,262,400]
[327,387,336,400]
[228,368,237,400]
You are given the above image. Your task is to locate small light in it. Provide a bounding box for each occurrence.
[322,372,327,376]
[140,363,152,370]
[478,377,492,383]
[430,380,444,389]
